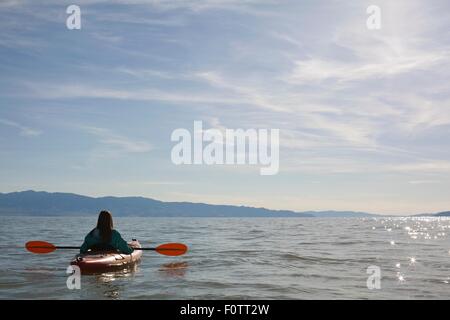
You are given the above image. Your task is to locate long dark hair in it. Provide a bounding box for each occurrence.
[96,210,113,243]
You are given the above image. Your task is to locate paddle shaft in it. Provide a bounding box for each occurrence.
[36,246,181,251]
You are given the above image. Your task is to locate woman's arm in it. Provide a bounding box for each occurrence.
[80,233,95,253]
[112,230,134,254]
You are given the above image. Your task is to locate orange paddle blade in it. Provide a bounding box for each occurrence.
[26,241,56,254]
[155,243,188,256]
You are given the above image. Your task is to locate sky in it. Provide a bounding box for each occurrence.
[0,0,449,215]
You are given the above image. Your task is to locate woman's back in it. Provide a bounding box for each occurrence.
[80,211,134,254]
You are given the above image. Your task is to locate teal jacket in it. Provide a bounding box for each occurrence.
[80,228,134,254]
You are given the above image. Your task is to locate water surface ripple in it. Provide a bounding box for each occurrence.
[0,217,449,299]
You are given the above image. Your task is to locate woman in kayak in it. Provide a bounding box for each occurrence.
[80,210,134,254]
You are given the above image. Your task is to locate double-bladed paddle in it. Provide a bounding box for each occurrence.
[25,240,187,256]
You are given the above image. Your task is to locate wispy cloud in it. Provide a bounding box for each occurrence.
[0,0,22,8]
[408,180,441,185]
[386,161,450,173]
[81,126,152,153]
[287,51,447,84]
[23,82,243,106]
[0,0,276,12]
[114,0,276,13]
[115,67,184,79]
[196,71,287,112]
[0,118,41,137]
[284,2,450,86]
[90,32,123,44]
[0,34,45,49]
[141,181,185,186]
[93,12,186,27]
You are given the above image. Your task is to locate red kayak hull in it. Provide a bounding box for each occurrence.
[70,240,142,273]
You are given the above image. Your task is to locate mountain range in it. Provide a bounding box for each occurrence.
[0,191,448,217]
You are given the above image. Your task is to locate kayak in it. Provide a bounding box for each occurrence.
[70,240,142,273]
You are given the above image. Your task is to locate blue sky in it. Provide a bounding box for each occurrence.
[0,0,449,214]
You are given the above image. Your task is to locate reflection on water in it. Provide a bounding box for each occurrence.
[94,273,120,299]
[83,261,140,276]
[159,262,189,278]
[88,263,141,299]
[86,261,188,298]
[374,216,449,289]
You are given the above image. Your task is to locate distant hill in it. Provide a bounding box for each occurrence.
[0,190,390,218]
[415,211,450,217]
[301,211,378,218]
[0,190,315,217]
[432,211,450,217]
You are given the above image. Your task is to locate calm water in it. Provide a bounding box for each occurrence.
[0,216,449,299]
